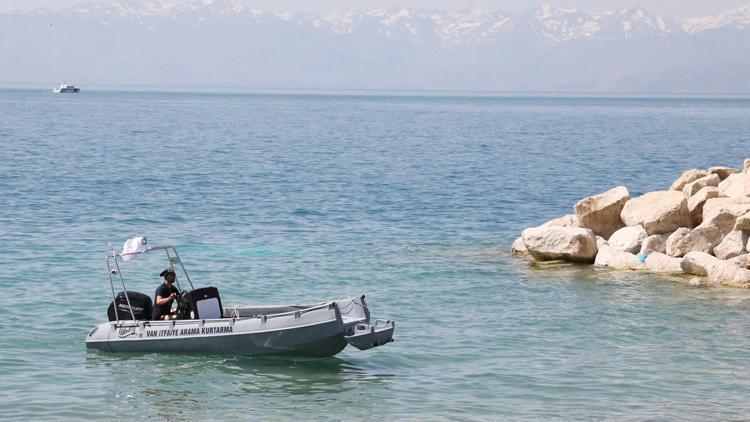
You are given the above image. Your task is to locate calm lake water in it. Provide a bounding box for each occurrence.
[1,89,750,420]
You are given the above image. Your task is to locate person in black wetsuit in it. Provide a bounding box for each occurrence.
[153,268,180,320]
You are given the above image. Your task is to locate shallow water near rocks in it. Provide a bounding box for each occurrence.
[1,90,750,419]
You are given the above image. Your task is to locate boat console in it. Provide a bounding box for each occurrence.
[176,287,223,320]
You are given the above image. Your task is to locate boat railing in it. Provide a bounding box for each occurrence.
[106,244,196,323]
[227,301,337,321]
[110,301,337,328]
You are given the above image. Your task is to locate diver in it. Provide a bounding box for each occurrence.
[153,268,180,320]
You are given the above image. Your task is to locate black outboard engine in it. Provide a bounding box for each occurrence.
[107,291,153,321]
[175,287,223,320]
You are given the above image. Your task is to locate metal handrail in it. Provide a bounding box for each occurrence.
[230,301,336,320]
[105,244,196,323]
[164,246,195,291]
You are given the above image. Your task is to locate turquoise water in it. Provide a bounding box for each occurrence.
[2,90,750,419]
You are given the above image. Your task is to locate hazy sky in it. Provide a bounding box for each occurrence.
[1,0,749,17]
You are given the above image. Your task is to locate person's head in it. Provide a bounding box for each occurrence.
[160,268,176,284]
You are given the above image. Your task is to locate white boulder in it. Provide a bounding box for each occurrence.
[682,174,720,198]
[670,169,708,191]
[640,233,669,256]
[689,277,705,287]
[681,252,750,287]
[669,211,737,257]
[645,252,683,273]
[541,214,582,228]
[713,230,748,260]
[573,186,629,239]
[734,212,750,231]
[680,252,721,277]
[511,236,529,256]
[708,166,740,181]
[717,173,748,198]
[666,228,692,257]
[608,225,648,254]
[522,226,598,263]
[621,191,692,235]
[729,254,750,270]
[687,186,719,225]
[594,245,646,270]
[703,197,750,221]
[706,261,750,287]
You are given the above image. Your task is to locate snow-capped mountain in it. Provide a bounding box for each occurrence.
[69,0,248,19]
[1,1,750,93]
[50,1,750,44]
[681,4,750,34]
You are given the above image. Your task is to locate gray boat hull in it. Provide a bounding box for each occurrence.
[86,297,392,358]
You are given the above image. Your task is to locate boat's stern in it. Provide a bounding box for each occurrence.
[336,296,395,351]
[344,319,395,350]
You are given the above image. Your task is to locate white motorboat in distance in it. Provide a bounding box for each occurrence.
[85,237,395,357]
[53,83,80,93]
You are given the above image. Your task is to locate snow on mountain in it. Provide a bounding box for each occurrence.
[681,4,750,34]
[49,1,750,44]
[3,1,750,92]
[71,0,246,18]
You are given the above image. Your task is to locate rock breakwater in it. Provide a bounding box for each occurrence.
[512,159,750,288]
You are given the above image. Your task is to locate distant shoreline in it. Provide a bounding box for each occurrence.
[2,83,750,100]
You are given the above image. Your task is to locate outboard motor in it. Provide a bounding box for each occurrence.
[175,287,223,320]
[107,291,153,321]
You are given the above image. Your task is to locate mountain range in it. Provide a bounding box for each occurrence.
[2,0,750,92]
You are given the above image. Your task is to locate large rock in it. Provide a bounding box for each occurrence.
[540,214,582,228]
[608,225,648,253]
[666,227,692,257]
[594,245,646,270]
[745,158,750,174]
[620,191,692,235]
[522,226,598,263]
[511,236,529,256]
[669,211,737,257]
[670,169,708,191]
[718,173,748,198]
[729,254,750,270]
[640,233,669,256]
[713,230,748,260]
[687,186,719,225]
[645,252,683,273]
[735,211,750,231]
[706,261,750,287]
[682,174,720,198]
[681,252,721,277]
[573,186,629,239]
[702,197,750,221]
[708,166,740,181]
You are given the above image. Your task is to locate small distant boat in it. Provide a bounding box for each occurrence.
[53,83,80,93]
